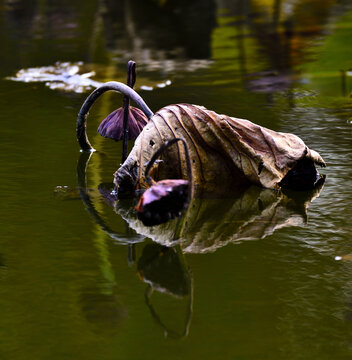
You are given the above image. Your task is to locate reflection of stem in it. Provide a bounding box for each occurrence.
[77,151,144,244]
[76,81,154,152]
[341,70,347,96]
[172,199,193,242]
[77,152,116,233]
[77,151,116,295]
[89,0,105,62]
[272,0,281,30]
[124,0,143,61]
[144,268,194,339]
[127,244,136,266]
[237,0,247,77]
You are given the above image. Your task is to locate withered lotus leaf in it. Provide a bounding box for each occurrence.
[136,179,189,226]
[115,104,325,193]
[97,106,148,141]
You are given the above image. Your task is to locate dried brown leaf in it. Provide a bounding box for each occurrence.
[115,104,325,193]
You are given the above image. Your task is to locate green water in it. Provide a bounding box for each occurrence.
[1,0,352,359]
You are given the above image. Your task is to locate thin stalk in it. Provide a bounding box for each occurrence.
[76,81,154,152]
[122,61,137,163]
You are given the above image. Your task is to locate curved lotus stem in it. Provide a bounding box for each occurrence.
[77,81,154,152]
[144,137,194,202]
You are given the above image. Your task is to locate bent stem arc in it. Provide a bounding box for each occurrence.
[76,81,154,152]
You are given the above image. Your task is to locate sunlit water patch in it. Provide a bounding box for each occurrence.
[6,62,102,93]
[6,62,173,93]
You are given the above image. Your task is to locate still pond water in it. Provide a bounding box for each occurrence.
[1,0,352,359]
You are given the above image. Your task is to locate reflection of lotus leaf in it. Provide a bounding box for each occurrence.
[117,185,323,254]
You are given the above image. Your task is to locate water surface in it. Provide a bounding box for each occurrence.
[1,1,352,359]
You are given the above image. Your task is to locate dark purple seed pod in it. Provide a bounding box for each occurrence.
[97,106,148,141]
[136,179,189,226]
